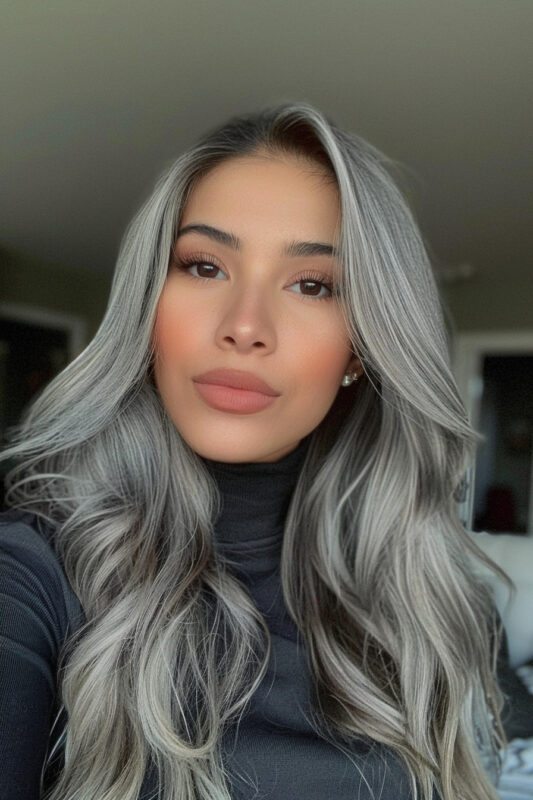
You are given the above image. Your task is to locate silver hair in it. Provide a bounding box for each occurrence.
[2,102,510,800]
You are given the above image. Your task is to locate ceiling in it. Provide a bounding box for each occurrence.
[2,0,532,281]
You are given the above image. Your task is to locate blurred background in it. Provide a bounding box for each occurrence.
[1,0,532,535]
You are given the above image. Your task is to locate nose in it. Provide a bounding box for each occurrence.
[215,285,277,354]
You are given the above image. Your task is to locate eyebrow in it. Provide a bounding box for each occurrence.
[175,223,338,258]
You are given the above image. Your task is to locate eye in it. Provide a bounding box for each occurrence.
[287,275,334,299]
[174,256,227,281]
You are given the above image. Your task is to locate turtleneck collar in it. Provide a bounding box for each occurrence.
[202,436,310,548]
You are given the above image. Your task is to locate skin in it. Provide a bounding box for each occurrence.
[152,152,361,463]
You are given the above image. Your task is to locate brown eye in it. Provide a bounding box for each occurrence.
[287,277,333,299]
[300,280,324,296]
[176,259,227,280]
[195,263,222,279]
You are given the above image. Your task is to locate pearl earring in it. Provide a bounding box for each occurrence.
[341,372,358,387]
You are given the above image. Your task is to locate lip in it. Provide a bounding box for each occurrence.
[192,369,280,415]
[193,369,280,396]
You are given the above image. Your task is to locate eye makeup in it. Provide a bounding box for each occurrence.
[171,248,338,300]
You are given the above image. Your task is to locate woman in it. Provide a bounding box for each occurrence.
[0,102,509,800]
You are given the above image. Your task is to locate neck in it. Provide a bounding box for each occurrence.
[202,436,310,546]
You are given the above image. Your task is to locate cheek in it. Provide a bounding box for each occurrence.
[153,291,197,364]
[294,323,351,392]
[303,349,349,400]
[311,342,348,374]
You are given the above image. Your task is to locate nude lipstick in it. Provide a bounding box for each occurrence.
[192,369,280,414]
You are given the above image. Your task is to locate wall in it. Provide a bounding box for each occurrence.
[1,249,111,343]
[442,274,533,332]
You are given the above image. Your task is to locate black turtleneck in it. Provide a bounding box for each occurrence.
[0,439,416,800]
[203,436,309,644]
[200,438,414,800]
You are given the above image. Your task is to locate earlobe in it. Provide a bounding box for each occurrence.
[346,355,362,379]
[341,355,363,387]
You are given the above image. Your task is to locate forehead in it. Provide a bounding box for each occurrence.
[180,154,340,239]
[189,151,336,193]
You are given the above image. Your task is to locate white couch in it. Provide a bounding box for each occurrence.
[470,531,533,670]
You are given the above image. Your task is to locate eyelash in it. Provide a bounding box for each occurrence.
[172,254,337,300]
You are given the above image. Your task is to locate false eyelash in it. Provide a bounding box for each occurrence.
[291,271,340,300]
[172,253,223,274]
[173,255,338,299]
[296,271,334,289]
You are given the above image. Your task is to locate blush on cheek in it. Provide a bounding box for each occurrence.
[153,298,192,359]
[305,345,348,388]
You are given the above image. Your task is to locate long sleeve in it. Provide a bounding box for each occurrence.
[0,510,83,800]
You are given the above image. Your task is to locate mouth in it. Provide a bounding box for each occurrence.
[193,368,279,396]
[192,369,280,415]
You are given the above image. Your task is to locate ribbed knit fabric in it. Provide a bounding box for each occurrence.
[0,438,416,799]
[204,436,309,642]
[191,436,414,799]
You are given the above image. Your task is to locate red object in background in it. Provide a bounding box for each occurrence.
[485,485,517,531]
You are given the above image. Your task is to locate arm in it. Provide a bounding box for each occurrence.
[0,511,81,800]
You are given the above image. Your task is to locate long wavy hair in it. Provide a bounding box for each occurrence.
[2,102,510,800]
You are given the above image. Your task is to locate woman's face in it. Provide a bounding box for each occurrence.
[153,152,360,463]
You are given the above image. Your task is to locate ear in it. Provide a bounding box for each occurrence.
[345,354,363,378]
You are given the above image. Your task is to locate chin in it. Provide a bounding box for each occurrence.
[184,436,299,464]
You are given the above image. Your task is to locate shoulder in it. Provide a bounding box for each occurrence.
[1,508,57,558]
[0,511,85,796]
[0,508,85,639]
